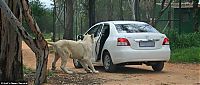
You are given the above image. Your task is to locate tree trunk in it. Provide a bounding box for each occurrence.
[152,0,156,26]
[161,0,166,9]
[107,0,113,20]
[63,0,74,40]
[134,0,140,21]
[0,8,1,79]
[0,0,49,84]
[193,0,199,32]
[139,0,154,23]
[52,0,56,41]
[20,0,49,84]
[89,0,95,27]
[128,0,136,20]
[119,0,124,20]
[0,0,23,81]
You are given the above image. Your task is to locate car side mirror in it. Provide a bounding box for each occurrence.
[77,34,84,40]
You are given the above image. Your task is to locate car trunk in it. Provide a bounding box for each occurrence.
[123,33,165,50]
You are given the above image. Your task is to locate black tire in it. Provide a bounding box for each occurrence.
[103,52,116,72]
[73,59,83,68]
[152,62,164,72]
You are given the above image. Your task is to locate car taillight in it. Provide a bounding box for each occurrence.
[117,38,130,46]
[162,38,169,45]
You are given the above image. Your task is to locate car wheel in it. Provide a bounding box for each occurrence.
[103,52,116,72]
[73,59,82,68]
[152,62,164,72]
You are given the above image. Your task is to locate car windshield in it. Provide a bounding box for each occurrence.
[115,24,159,33]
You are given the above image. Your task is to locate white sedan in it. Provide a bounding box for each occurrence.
[74,21,170,72]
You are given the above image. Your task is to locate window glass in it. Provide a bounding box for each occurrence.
[115,24,159,33]
[101,24,109,34]
[87,24,103,37]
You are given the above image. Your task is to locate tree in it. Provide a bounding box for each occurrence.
[139,0,154,23]
[0,0,23,81]
[29,0,53,33]
[134,0,140,21]
[128,0,140,20]
[193,0,199,32]
[0,0,49,84]
[89,0,95,27]
[107,0,113,20]
[63,0,74,40]
[119,0,124,20]
[158,0,173,20]
[21,0,49,84]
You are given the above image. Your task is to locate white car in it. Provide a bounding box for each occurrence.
[74,21,170,72]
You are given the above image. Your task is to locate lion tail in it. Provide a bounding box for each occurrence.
[48,42,57,53]
[48,42,55,46]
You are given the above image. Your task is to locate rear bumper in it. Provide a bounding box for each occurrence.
[110,46,170,64]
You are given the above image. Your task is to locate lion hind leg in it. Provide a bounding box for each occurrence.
[85,59,99,73]
[59,49,73,74]
[78,59,92,73]
[51,52,60,71]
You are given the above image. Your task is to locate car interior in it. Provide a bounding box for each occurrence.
[96,24,110,61]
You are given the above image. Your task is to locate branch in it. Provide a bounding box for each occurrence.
[21,0,41,34]
[21,0,48,49]
[0,0,38,53]
[158,0,173,20]
[160,0,172,14]
[161,0,166,9]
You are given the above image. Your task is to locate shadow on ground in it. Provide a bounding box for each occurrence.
[94,66,166,74]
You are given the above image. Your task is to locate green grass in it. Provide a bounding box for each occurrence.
[48,70,55,77]
[23,65,33,74]
[170,47,200,63]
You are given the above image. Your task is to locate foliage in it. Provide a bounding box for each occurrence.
[30,0,46,16]
[23,0,53,34]
[166,31,200,63]
[170,47,200,63]
[23,65,33,74]
[43,33,52,39]
[48,71,55,77]
[168,32,200,49]
[164,29,200,63]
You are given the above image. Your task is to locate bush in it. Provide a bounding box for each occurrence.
[168,32,200,49]
[166,31,200,63]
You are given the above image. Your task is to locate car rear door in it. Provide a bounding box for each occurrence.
[86,24,103,61]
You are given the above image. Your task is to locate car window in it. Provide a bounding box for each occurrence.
[115,24,159,33]
[87,24,103,37]
[101,24,109,34]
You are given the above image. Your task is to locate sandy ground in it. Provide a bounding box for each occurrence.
[22,42,200,85]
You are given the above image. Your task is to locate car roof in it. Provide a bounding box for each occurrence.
[100,21,147,25]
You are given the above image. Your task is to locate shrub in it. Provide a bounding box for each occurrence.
[168,32,200,49]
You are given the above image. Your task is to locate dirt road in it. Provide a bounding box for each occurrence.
[22,42,200,85]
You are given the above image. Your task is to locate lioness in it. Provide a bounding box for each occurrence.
[48,34,99,74]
